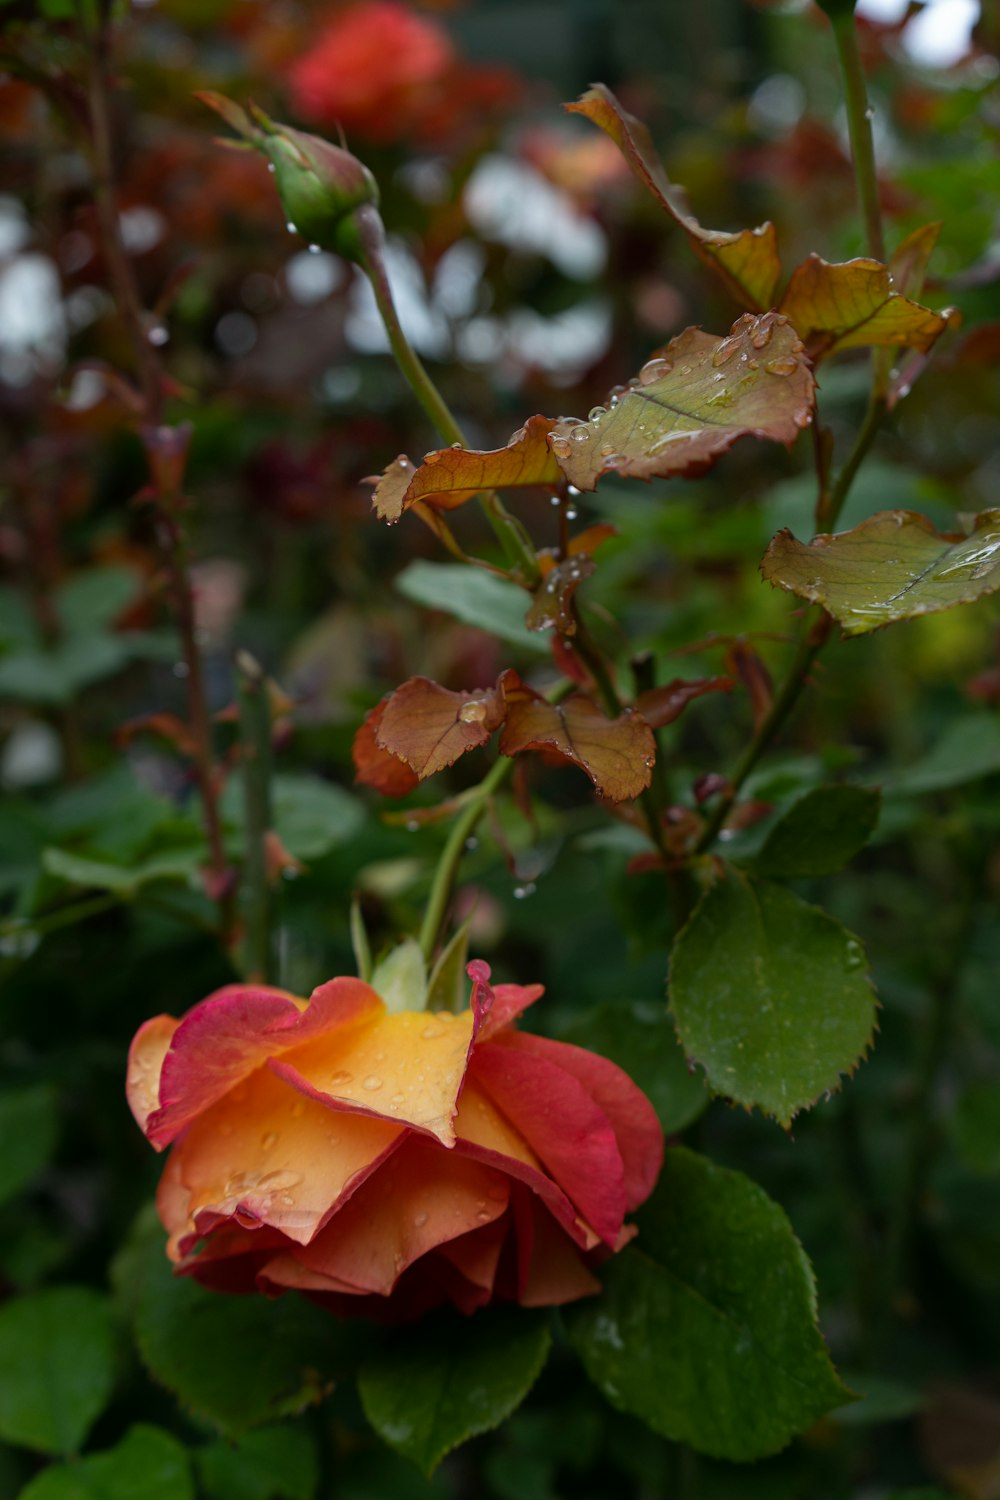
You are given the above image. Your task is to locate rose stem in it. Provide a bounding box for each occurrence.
[818,4,890,530]
[418,757,514,965]
[83,12,232,935]
[352,206,540,585]
[236,651,275,983]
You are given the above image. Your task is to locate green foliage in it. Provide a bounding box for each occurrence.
[669,871,876,1125]
[750,784,881,877]
[564,1149,851,1459]
[19,1425,194,1500]
[220,772,366,861]
[195,1424,319,1500]
[113,1211,351,1436]
[394,562,546,652]
[0,1288,117,1456]
[358,1308,551,1474]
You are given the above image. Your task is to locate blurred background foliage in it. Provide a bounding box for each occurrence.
[0,0,999,1494]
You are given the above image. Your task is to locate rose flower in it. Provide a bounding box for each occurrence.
[127,960,663,1319]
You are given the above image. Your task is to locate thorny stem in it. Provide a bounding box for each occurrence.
[694,612,832,854]
[236,651,275,984]
[83,13,232,933]
[353,207,540,584]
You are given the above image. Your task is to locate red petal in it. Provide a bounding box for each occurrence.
[469,1041,627,1246]
[493,1031,663,1210]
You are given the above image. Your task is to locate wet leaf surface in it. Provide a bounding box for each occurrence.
[372,417,561,522]
[779,254,950,358]
[547,314,814,491]
[374,676,507,778]
[500,691,656,802]
[761,509,1000,635]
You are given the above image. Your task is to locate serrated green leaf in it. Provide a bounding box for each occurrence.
[669,870,876,1125]
[0,1287,117,1455]
[751,785,881,877]
[19,1424,193,1500]
[114,1209,348,1435]
[560,1000,707,1135]
[563,1148,851,1459]
[358,1307,551,1475]
[221,772,365,861]
[395,562,546,653]
[761,509,1000,636]
[0,1085,59,1208]
[196,1424,318,1500]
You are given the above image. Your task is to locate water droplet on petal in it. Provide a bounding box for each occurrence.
[549,436,572,458]
[764,356,798,377]
[362,1074,383,1091]
[328,1070,354,1087]
[571,427,591,444]
[261,1131,278,1151]
[414,1210,429,1228]
[421,1024,443,1040]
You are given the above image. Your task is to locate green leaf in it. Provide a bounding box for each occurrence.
[426,919,472,1015]
[358,1307,551,1475]
[42,845,203,897]
[548,314,815,493]
[563,1148,851,1459]
[371,937,427,1014]
[761,509,1000,636]
[221,772,365,861]
[54,567,142,636]
[19,1425,193,1500]
[0,637,131,706]
[951,1081,1000,1175]
[114,1209,343,1435]
[831,1373,924,1426]
[751,785,881,877]
[669,870,876,1125]
[560,1000,707,1135]
[884,715,1000,795]
[0,1085,59,1208]
[0,1287,117,1455]
[196,1425,318,1500]
[395,562,546,653]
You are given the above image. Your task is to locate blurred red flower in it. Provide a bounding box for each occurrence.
[127,960,663,1319]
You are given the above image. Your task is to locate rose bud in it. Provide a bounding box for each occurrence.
[127,960,663,1320]
[197,92,379,263]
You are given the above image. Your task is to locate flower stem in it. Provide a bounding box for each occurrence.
[695,612,832,853]
[236,651,274,984]
[817,392,887,532]
[353,206,540,584]
[418,757,514,964]
[830,10,885,264]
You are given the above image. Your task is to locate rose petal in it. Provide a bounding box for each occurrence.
[467,959,544,1042]
[145,978,382,1149]
[260,1135,509,1296]
[126,1014,179,1134]
[271,1005,475,1146]
[516,1191,602,1307]
[470,1041,626,1245]
[492,1031,663,1209]
[170,1063,403,1245]
[436,1215,508,1300]
[453,1078,596,1248]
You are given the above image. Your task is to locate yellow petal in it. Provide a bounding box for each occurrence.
[272,1006,475,1146]
[127,1015,179,1139]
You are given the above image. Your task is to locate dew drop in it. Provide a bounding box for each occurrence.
[549,436,571,458]
[406,820,420,832]
[421,1024,443,1040]
[764,357,798,377]
[794,410,813,429]
[267,162,275,174]
[549,493,562,507]
[638,356,671,385]
[414,1210,429,1228]
[285,222,297,235]
[362,1074,383,1091]
[328,1070,354,1087]
[458,698,489,724]
[750,320,774,350]
[451,440,463,448]
[571,427,591,444]
[513,882,536,899]
[278,1192,295,1206]
[258,1168,302,1192]
[565,506,578,521]
[307,244,321,254]
[567,484,581,497]
[261,1131,278,1151]
[712,338,741,367]
[390,1091,406,1107]
[291,1098,306,1117]
[588,405,607,421]
[147,323,169,347]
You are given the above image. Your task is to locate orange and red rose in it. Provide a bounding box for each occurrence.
[127,961,662,1319]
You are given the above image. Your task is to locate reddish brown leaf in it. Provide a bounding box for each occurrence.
[779,253,950,359]
[566,84,781,312]
[725,639,775,729]
[500,691,655,802]
[525,555,596,634]
[375,675,507,778]
[548,312,814,491]
[117,712,200,759]
[634,676,733,729]
[352,699,421,797]
[371,415,562,523]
